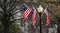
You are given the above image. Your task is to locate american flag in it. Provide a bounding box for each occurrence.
[44,6,50,26]
[32,7,37,26]
[23,4,32,21]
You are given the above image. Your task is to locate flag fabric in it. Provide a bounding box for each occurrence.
[23,4,32,21]
[44,6,50,26]
[32,7,37,26]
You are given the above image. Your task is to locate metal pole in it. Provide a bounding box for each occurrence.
[39,12,42,33]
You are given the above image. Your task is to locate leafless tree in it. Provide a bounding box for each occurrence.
[0,0,21,33]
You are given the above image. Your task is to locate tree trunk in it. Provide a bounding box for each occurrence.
[2,16,9,33]
[3,24,9,33]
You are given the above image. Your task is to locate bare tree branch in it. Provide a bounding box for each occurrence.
[0,6,5,14]
[0,11,3,14]
[9,18,21,26]
[12,8,20,13]
[3,0,7,4]
[10,19,20,22]
[6,0,14,6]
[10,1,19,12]
[7,0,17,17]
[8,0,17,11]
[10,10,20,17]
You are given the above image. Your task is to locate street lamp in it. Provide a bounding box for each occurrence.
[37,5,43,33]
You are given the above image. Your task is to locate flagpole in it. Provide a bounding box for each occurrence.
[37,5,43,33]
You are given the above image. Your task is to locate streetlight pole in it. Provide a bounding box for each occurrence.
[37,5,43,33]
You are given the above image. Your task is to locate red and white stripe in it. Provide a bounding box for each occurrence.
[44,8,50,26]
[32,8,37,26]
[23,8,31,21]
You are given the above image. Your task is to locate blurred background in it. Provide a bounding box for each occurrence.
[0,0,60,33]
